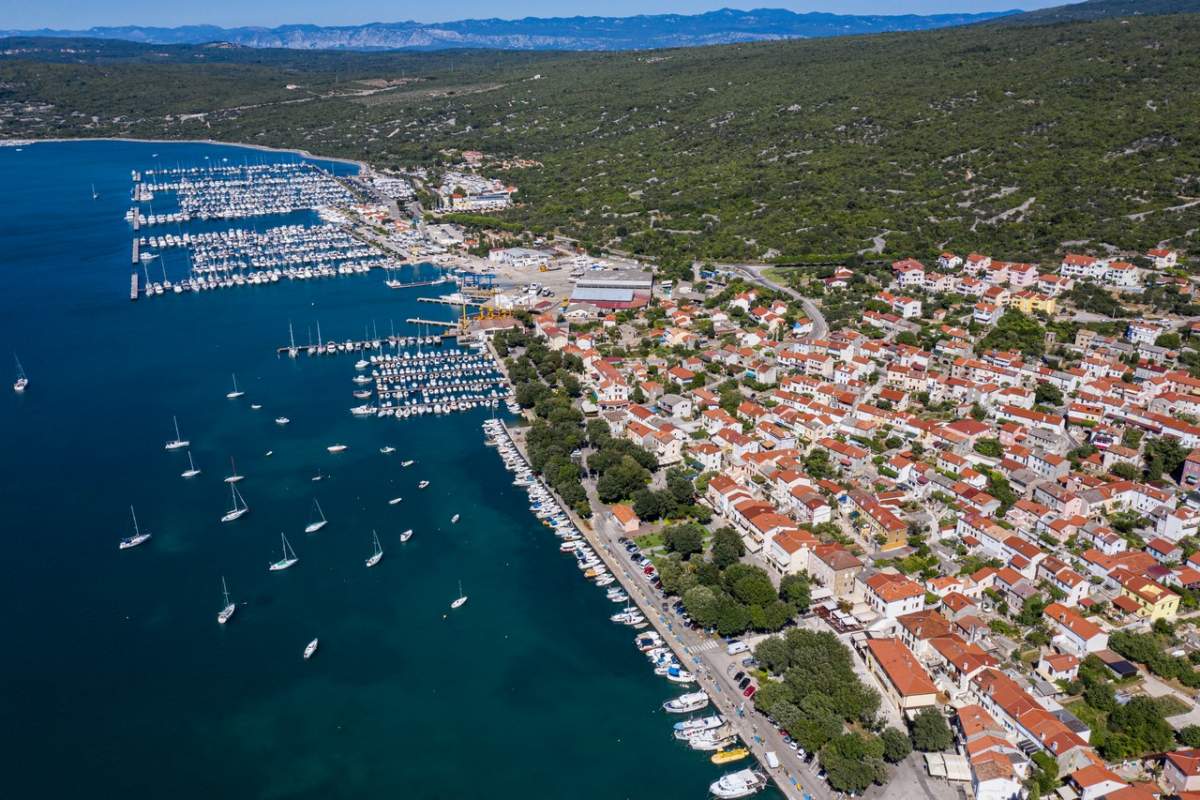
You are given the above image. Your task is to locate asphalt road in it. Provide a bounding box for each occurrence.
[728,263,829,340]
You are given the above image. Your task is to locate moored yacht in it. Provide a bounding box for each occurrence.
[400,528,414,542]
[165,415,189,450]
[663,691,709,714]
[269,533,298,571]
[220,484,249,523]
[303,638,319,660]
[304,498,327,533]
[118,505,152,550]
[365,530,383,567]
[181,450,201,478]
[217,576,236,624]
[709,769,767,799]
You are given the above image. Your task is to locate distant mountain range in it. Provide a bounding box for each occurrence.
[0,8,1022,51]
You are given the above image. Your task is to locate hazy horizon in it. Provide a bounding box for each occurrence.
[4,1,1066,31]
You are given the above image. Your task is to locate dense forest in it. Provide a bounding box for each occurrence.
[3,6,1200,264]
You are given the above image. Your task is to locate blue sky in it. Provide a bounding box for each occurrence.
[8,2,1066,30]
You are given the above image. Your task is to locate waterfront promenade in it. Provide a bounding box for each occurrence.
[498,417,827,800]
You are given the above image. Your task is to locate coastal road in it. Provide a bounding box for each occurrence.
[726,263,828,340]
[499,420,825,800]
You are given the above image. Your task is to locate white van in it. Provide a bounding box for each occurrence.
[765,751,780,769]
[726,641,749,656]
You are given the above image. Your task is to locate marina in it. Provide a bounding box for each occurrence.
[2,139,778,800]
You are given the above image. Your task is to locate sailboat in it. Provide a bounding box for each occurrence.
[165,415,189,450]
[287,321,298,359]
[365,530,383,567]
[12,354,28,393]
[269,533,298,571]
[181,450,201,478]
[220,484,249,523]
[304,499,327,534]
[224,456,244,484]
[450,580,468,609]
[119,505,152,550]
[226,374,245,399]
[91,183,99,200]
[217,576,236,624]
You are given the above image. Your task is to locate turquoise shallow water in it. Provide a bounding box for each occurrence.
[0,141,772,799]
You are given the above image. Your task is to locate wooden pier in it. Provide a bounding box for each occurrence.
[130,273,139,301]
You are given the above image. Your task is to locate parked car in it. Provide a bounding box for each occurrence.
[732,671,746,683]
[743,685,757,698]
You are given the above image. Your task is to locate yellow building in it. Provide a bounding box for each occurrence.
[1114,570,1179,621]
[1009,291,1057,316]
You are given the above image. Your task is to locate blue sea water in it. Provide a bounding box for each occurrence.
[0,140,761,799]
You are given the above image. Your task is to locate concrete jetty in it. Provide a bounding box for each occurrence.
[130,273,139,301]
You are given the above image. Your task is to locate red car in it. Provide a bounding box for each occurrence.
[743,684,757,698]
[643,565,656,576]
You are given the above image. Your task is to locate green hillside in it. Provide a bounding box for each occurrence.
[3,11,1200,265]
[999,0,1200,26]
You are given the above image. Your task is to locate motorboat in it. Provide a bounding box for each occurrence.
[379,446,396,454]
[275,417,290,425]
[327,444,348,453]
[709,769,767,799]
[400,528,413,542]
[711,748,750,766]
[418,480,430,489]
[663,691,709,714]
[450,513,460,524]
[303,638,319,660]
[673,715,724,733]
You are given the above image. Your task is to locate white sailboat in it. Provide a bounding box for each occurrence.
[165,415,189,450]
[226,373,245,399]
[365,530,383,567]
[181,450,201,478]
[269,533,298,571]
[220,484,249,523]
[119,505,152,550]
[303,638,319,659]
[287,321,298,359]
[304,499,327,534]
[224,456,244,484]
[450,580,468,609]
[91,183,99,200]
[12,354,28,393]
[217,576,236,624]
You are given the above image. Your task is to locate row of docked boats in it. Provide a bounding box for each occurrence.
[354,349,511,418]
[483,419,768,798]
[137,161,354,221]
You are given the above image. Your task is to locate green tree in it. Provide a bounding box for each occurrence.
[710,526,745,570]
[819,733,888,793]
[1035,382,1063,406]
[910,707,953,752]
[682,585,719,628]
[663,522,704,559]
[880,726,912,763]
[779,573,811,611]
[804,448,834,479]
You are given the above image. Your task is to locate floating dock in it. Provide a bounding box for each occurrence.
[131,239,139,264]
[386,278,450,290]
[130,273,139,301]
[417,296,486,309]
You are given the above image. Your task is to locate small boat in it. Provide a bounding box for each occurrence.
[400,528,413,542]
[327,444,348,453]
[709,769,767,799]
[220,484,249,523]
[12,354,28,393]
[217,576,236,624]
[250,404,262,410]
[365,530,383,567]
[450,513,460,524]
[388,497,403,505]
[165,415,189,451]
[275,417,290,425]
[181,450,201,478]
[418,480,430,489]
[265,450,273,457]
[380,446,396,454]
[711,748,750,766]
[303,638,319,660]
[304,498,327,534]
[401,460,414,467]
[118,505,152,550]
[269,533,298,571]
[450,580,468,609]
[226,373,245,399]
[224,456,244,484]
[674,715,725,733]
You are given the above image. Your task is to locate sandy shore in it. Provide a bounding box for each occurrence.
[3,136,369,174]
